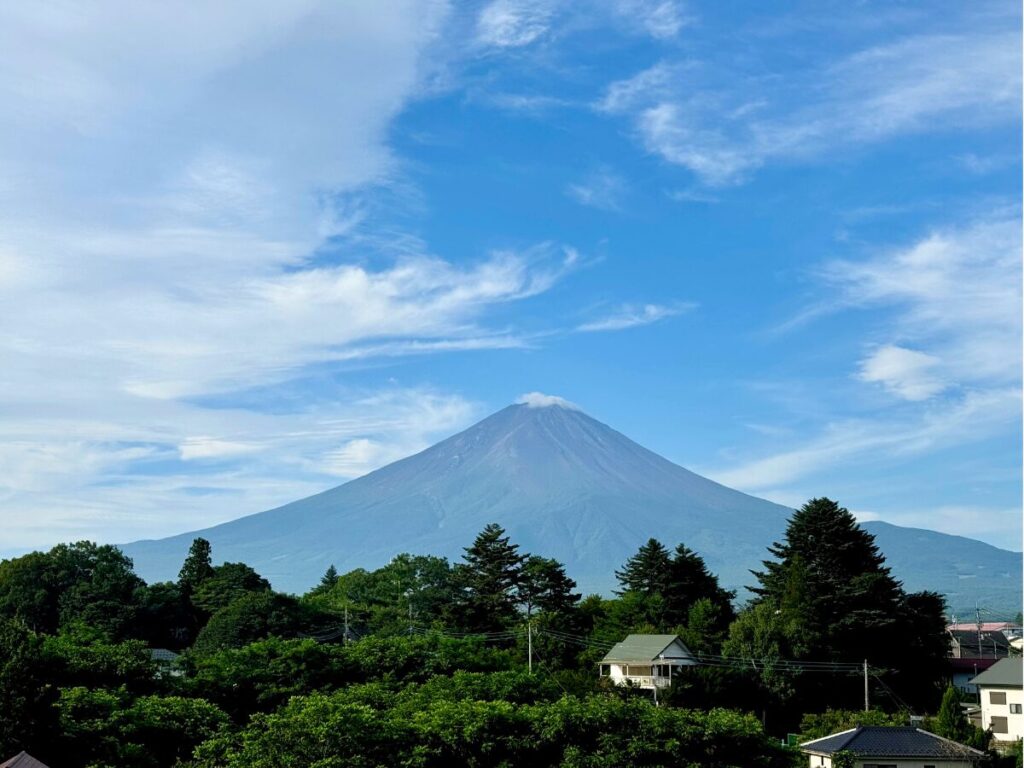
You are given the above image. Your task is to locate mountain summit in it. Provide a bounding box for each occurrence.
[122,400,1021,611]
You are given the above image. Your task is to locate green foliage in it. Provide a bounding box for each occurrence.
[0,619,54,759]
[191,686,791,768]
[191,562,271,616]
[747,498,948,712]
[519,556,581,619]
[308,554,457,635]
[797,709,909,741]
[934,684,970,742]
[454,523,526,631]
[57,686,228,768]
[133,580,192,649]
[190,591,307,656]
[615,538,671,596]
[178,538,215,598]
[0,542,143,638]
[43,631,157,692]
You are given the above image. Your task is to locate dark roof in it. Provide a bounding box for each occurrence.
[600,634,692,663]
[970,657,1023,688]
[149,648,180,662]
[0,752,51,768]
[800,727,984,759]
[949,629,1011,655]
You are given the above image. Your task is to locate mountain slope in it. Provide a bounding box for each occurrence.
[121,401,1022,614]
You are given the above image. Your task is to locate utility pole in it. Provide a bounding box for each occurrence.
[977,604,985,658]
[527,621,533,674]
[343,604,349,645]
[863,660,869,712]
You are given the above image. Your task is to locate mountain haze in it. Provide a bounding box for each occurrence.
[122,400,1022,613]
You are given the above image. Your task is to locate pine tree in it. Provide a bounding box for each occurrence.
[455,523,525,631]
[665,544,735,627]
[615,539,671,596]
[178,538,215,597]
[319,565,339,591]
[518,556,580,618]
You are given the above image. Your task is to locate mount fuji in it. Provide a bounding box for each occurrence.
[121,397,1022,613]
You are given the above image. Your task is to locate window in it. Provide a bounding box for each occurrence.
[1011,703,1022,714]
[990,691,1007,705]
[990,716,1008,734]
[599,664,610,677]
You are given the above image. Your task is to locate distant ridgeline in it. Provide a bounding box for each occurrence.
[120,402,1022,615]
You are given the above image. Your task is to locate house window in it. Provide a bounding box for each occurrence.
[990,692,1007,705]
[990,716,1008,733]
[1010,704,1022,714]
[599,665,610,677]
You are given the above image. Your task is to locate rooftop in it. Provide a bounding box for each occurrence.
[0,752,51,768]
[600,634,693,663]
[970,657,1023,688]
[801,727,984,759]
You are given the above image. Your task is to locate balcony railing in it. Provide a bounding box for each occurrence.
[621,675,672,688]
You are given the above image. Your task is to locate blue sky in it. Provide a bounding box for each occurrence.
[0,0,1020,553]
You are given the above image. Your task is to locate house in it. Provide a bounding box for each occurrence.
[149,647,183,678]
[0,752,51,768]
[970,657,1023,746]
[948,657,999,697]
[598,634,696,691]
[799,726,984,767]
[947,629,1010,660]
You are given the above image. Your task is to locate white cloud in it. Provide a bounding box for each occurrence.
[857,345,946,401]
[826,213,1022,392]
[577,302,692,332]
[598,30,1020,185]
[565,169,626,211]
[710,212,1021,515]
[0,2,598,549]
[517,392,580,409]
[476,0,554,47]
[612,0,689,39]
[709,387,1020,490]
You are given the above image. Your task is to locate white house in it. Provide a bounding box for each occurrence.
[598,634,696,690]
[970,657,1023,747]
[800,726,984,767]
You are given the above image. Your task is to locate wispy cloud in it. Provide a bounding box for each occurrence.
[565,168,626,211]
[598,30,1020,185]
[577,302,693,332]
[476,0,555,48]
[857,345,946,402]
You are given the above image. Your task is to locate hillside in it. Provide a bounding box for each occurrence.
[122,400,1022,614]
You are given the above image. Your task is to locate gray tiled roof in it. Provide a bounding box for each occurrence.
[149,648,181,663]
[970,657,1023,688]
[600,634,691,663]
[800,727,984,759]
[0,752,51,768]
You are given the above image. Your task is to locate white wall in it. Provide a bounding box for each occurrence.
[979,685,1024,742]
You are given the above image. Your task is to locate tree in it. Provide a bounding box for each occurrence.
[191,592,308,656]
[453,524,525,631]
[665,544,735,628]
[518,556,580,619]
[614,539,671,596]
[0,619,55,760]
[934,685,970,743]
[318,565,339,592]
[178,538,215,598]
[191,562,271,615]
[747,498,948,714]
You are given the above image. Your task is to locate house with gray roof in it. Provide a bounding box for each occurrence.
[598,634,696,691]
[970,657,1023,746]
[0,752,51,768]
[799,726,984,767]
